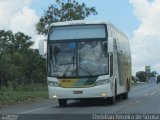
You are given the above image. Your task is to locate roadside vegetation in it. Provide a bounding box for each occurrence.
[0,0,97,107]
[131,70,158,86]
[0,31,47,107]
[0,84,48,107]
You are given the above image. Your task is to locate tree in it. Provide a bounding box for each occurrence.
[0,30,46,90]
[150,71,158,77]
[132,76,138,82]
[24,49,46,85]
[0,30,14,88]
[10,32,46,86]
[136,71,147,82]
[36,0,97,36]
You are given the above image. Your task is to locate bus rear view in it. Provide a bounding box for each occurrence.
[47,20,131,106]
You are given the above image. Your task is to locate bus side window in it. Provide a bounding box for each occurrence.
[113,38,117,50]
[110,54,113,77]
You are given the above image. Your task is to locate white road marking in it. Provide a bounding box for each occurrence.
[135,100,141,104]
[131,83,149,92]
[20,106,54,114]
[150,91,156,96]
[144,93,148,96]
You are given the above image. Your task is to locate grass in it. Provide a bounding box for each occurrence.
[131,81,147,86]
[0,84,48,107]
[132,81,139,86]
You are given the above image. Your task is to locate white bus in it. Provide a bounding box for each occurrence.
[46,20,131,106]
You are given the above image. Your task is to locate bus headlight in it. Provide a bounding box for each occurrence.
[96,79,109,86]
[48,81,60,87]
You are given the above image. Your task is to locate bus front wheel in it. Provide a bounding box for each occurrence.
[58,99,67,107]
[108,96,115,104]
[108,83,116,104]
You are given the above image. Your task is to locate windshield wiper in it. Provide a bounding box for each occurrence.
[62,64,72,77]
[79,63,93,76]
[62,55,75,77]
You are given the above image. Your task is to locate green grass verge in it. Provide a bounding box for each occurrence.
[0,91,48,105]
[0,91,48,107]
[132,81,147,86]
[132,82,139,86]
[0,84,48,106]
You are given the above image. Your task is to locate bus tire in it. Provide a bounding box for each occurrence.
[116,94,122,100]
[122,83,129,100]
[108,83,116,104]
[108,96,115,104]
[122,92,128,100]
[58,99,67,107]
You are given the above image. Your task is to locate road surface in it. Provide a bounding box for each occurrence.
[0,83,160,120]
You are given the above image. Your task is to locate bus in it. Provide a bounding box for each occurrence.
[45,20,131,106]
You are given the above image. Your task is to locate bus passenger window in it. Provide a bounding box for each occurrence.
[110,54,113,77]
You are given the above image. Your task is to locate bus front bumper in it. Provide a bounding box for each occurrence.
[48,84,112,99]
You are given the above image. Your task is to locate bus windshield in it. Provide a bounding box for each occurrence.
[48,40,108,77]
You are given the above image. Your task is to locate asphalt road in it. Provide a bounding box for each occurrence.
[1,82,160,120]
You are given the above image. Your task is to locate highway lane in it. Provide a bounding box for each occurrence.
[0,83,160,120]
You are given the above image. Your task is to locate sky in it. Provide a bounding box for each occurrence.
[0,0,160,75]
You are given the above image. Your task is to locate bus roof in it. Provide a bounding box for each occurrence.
[50,20,109,27]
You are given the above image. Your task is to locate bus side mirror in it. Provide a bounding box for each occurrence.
[38,39,47,58]
[108,37,114,53]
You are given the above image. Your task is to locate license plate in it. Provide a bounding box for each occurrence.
[73,91,83,94]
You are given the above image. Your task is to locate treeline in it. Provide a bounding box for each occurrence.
[0,0,98,91]
[0,30,46,90]
[132,71,158,82]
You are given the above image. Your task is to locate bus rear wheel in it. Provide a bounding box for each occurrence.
[58,99,67,107]
[122,92,128,100]
[122,83,129,100]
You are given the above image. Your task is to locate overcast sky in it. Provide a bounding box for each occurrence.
[0,0,160,75]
